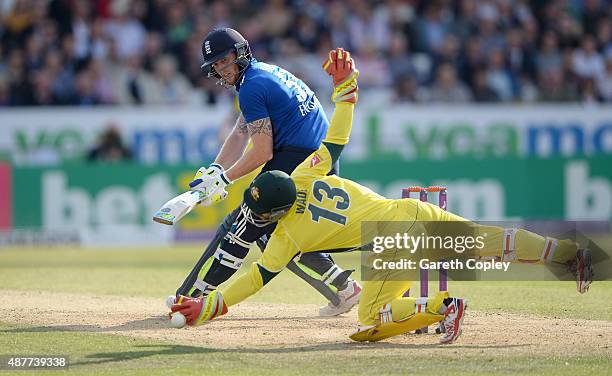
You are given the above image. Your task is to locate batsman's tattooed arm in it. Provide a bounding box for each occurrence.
[213,113,251,171]
[222,115,273,182]
[247,117,273,137]
[235,113,248,135]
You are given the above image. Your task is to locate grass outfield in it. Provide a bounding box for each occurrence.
[0,244,611,375]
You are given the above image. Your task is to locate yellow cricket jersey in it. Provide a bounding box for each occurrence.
[267,146,397,264]
[221,103,415,306]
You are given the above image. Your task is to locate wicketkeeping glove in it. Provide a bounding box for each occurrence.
[322,47,359,104]
[170,291,228,326]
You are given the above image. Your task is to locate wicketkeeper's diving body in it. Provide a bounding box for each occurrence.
[171,48,594,344]
[169,28,361,317]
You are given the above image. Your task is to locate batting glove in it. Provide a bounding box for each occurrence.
[170,291,228,326]
[189,164,231,206]
[322,47,359,104]
[193,163,224,181]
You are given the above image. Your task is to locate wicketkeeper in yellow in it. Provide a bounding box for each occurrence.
[171,48,594,343]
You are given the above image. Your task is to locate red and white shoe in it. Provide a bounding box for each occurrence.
[568,249,593,294]
[319,280,362,317]
[439,298,468,344]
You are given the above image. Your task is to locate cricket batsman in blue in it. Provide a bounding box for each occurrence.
[168,28,361,317]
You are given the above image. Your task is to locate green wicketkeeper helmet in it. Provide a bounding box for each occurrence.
[241,170,297,227]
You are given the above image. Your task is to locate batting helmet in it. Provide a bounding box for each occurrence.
[201,28,251,82]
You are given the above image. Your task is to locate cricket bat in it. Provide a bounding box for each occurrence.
[152,191,206,226]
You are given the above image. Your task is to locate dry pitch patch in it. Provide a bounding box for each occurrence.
[0,290,610,357]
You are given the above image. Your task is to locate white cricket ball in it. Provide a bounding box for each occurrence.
[170,312,187,329]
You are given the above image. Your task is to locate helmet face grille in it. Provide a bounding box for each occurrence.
[240,203,276,227]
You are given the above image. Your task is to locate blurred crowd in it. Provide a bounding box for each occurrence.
[0,0,611,107]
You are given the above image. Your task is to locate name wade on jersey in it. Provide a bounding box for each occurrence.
[295,189,308,214]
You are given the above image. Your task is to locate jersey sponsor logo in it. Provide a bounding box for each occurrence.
[298,96,318,117]
[204,40,212,54]
[310,154,321,167]
[295,189,308,214]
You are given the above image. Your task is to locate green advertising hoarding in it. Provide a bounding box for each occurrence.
[11,164,255,231]
[341,156,611,220]
[9,157,611,238]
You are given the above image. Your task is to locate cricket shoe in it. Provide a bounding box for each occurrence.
[319,280,362,317]
[568,249,593,294]
[439,298,468,344]
[349,325,376,342]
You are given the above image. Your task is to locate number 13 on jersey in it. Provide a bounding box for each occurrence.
[307,180,350,225]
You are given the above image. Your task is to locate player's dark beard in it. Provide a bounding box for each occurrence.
[210,62,248,88]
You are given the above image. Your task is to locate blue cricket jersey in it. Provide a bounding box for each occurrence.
[236,59,328,151]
